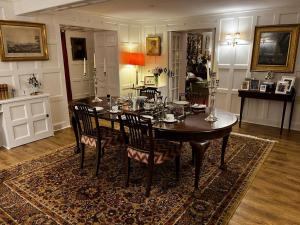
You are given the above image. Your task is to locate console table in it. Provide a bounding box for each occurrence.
[238,90,296,135]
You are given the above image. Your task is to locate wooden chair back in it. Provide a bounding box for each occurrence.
[73,103,100,138]
[186,92,209,105]
[140,87,161,100]
[119,113,154,152]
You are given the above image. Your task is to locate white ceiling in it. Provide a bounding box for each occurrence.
[75,0,300,21]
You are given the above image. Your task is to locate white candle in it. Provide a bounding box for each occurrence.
[103,58,106,72]
[207,65,210,81]
[93,53,96,69]
[83,58,86,74]
[216,71,219,80]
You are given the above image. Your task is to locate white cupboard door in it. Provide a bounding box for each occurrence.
[29,97,53,139]
[4,102,31,147]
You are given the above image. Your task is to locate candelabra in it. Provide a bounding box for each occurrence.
[92,68,102,103]
[205,72,219,122]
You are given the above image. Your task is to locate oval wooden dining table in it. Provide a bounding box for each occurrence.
[153,109,238,189]
[71,98,238,190]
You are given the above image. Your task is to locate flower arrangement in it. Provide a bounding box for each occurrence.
[151,67,175,86]
[28,74,41,95]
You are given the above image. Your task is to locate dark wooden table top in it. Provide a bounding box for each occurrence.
[153,109,237,133]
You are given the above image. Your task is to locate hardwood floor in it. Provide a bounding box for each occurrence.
[0,123,299,224]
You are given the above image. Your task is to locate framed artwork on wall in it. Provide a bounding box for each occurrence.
[0,20,48,61]
[146,36,161,56]
[71,37,87,60]
[250,24,300,73]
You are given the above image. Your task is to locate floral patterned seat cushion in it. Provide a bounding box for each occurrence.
[127,139,181,164]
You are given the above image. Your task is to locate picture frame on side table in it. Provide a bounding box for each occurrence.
[281,76,296,92]
[241,81,250,90]
[259,84,267,92]
[144,76,156,85]
[0,20,48,61]
[249,79,260,91]
[275,81,289,94]
[250,24,300,73]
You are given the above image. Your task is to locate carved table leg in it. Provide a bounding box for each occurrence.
[220,134,229,170]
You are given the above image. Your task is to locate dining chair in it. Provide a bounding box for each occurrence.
[118,112,181,197]
[185,91,209,105]
[73,103,112,176]
[140,87,161,100]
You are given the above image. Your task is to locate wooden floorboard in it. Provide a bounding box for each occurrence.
[0,122,299,224]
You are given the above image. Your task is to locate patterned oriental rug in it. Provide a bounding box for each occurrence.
[0,133,275,225]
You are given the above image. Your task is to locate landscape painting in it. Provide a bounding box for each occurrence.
[0,20,48,61]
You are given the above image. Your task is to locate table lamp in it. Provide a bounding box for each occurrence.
[121,52,145,86]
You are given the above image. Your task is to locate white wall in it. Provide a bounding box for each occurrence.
[139,7,300,131]
[0,2,142,130]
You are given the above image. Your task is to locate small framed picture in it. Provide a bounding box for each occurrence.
[249,79,260,91]
[241,81,250,90]
[275,81,289,94]
[259,84,267,92]
[281,76,296,92]
[146,36,161,56]
[144,76,155,85]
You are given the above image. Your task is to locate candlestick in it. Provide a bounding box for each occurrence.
[83,57,86,75]
[207,65,210,81]
[93,53,96,69]
[103,58,106,72]
[92,67,102,103]
[205,72,218,122]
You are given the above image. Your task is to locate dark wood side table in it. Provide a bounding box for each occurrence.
[238,89,296,135]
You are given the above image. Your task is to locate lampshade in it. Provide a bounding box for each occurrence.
[121,52,145,66]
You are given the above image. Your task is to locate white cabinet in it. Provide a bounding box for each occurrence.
[0,94,54,149]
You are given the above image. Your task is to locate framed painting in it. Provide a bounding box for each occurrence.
[71,37,87,60]
[250,24,300,73]
[0,20,48,61]
[146,36,161,56]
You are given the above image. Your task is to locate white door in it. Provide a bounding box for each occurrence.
[168,32,186,101]
[94,31,119,97]
[65,30,94,100]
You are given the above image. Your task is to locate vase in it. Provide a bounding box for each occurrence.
[155,76,159,87]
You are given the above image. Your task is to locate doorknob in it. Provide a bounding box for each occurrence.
[46,114,49,117]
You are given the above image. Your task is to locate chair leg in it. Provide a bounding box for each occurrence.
[175,155,180,181]
[145,163,154,197]
[95,142,101,176]
[126,158,131,187]
[80,143,85,169]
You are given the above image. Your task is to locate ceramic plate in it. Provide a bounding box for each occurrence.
[173,100,189,105]
[163,119,178,123]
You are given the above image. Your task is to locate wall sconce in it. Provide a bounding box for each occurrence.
[225,32,240,46]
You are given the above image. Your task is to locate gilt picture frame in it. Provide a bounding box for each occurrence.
[0,20,49,61]
[250,24,300,73]
[146,36,161,56]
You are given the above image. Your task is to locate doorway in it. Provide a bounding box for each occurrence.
[168,29,215,100]
[60,25,119,103]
